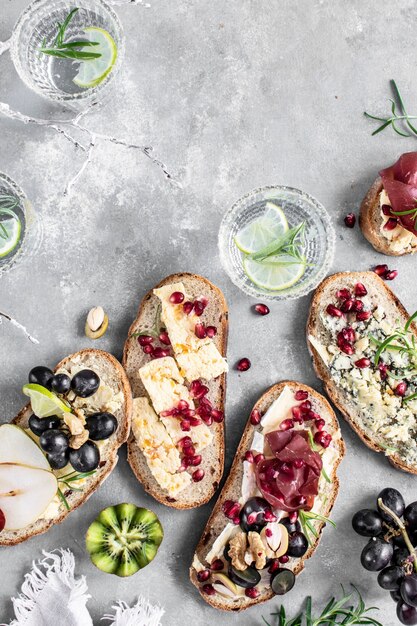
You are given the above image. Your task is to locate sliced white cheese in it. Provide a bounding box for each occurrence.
[250,430,264,453]
[261,385,295,434]
[176,342,228,382]
[308,334,330,366]
[205,523,238,564]
[192,555,205,573]
[240,460,261,503]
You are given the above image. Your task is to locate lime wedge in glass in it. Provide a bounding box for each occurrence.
[73,27,117,89]
[234,202,289,254]
[243,254,306,291]
[0,218,21,258]
[22,384,71,417]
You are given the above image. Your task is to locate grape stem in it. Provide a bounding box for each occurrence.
[378,497,417,573]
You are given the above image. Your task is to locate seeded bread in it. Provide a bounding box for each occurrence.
[189,381,344,611]
[0,349,132,546]
[307,271,417,474]
[359,177,417,256]
[123,273,228,509]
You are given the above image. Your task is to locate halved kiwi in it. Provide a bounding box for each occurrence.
[85,503,163,577]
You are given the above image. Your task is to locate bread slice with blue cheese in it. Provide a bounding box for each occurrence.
[123,273,228,509]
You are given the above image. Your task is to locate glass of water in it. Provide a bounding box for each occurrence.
[10,0,125,108]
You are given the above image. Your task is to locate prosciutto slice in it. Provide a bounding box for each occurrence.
[255,430,322,513]
[379,152,417,235]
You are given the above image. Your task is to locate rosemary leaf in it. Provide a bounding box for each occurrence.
[57,487,70,511]
[40,48,101,60]
[365,79,417,138]
[40,7,102,61]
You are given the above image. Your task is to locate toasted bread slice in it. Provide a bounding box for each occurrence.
[360,177,417,256]
[307,271,417,474]
[123,273,228,509]
[190,381,344,611]
[0,349,132,546]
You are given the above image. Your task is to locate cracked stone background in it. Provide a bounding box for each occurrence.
[0,0,416,624]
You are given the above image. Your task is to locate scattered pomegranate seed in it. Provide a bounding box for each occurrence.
[169,291,185,304]
[254,453,265,464]
[292,406,303,423]
[190,454,202,466]
[195,323,207,339]
[384,218,398,231]
[308,410,320,421]
[222,501,240,519]
[247,511,260,525]
[344,213,356,228]
[250,409,261,425]
[280,418,294,431]
[300,400,311,412]
[374,264,389,277]
[279,555,290,564]
[341,327,356,343]
[244,450,255,463]
[295,390,308,401]
[341,298,355,313]
[385,270,398,280]
[263,509,277,522]
[205,326,217,338]
[356,311,372,322]
[182,409,196,419]
[190,380,209,399]
[211,409,224,423]
[197,569,210,582]
[254,303,270,316]
[178,457,191,471]
[192,469,205,482]
[237,357,251,371]
[378,362,389,381]
[210,559,224,571]
[201,584,215,595]
[177,399,189,411]
[339,339,354,355]
[183,442,196,456]
[194,300,206,316]
[178,436,193,449]
[354,283,368,297]
[232,516,240,525]
[268,559,281,573]
[245,588,260,599]
[314,431,332,448]
[326,304,343,318]
[189,417,203,427]
[289,511,298,523]
[381,204,392,216]
[201,414,213,426]
[0,509,4,532]
[142,344,153,354]
[152,347,170,359]
[159,331,171,345]
[294,459,305,469]
[337,288,351,300]
[180,420,191,431]
[355,358,370,368]
[138,335,153,346]
[352,299,364,312]
[395,382,407,397]
[315,418,325,431]
[183,301,194,315]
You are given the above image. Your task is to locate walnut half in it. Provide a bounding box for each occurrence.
[228,531,247,571]
[247,531,266,570]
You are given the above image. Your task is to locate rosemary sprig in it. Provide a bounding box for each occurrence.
[299,509,336,546]
[263,586,382,626]
[131,303,164,339]
[0,194,20,241]
[39,8,102,61]
[364,79,417,137]
[248,222,307,263]
[57,470,97,510]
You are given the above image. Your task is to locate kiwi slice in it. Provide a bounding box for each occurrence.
[85,503,163,577]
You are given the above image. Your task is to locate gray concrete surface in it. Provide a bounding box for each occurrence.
[1,0,416,623]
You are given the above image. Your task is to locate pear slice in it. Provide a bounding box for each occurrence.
[0,424,50,470]
[0,464,57,530]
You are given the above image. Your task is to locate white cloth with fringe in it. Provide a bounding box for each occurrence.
[3,549,164,626]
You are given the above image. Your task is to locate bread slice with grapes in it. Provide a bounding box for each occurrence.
[307,271,417,474]
[0,349,132,546]
[189,380,344,611]
[123,273,228,509]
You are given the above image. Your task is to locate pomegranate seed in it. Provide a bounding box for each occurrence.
[202,584,215,596]
[194,300,205,316]
[263,509,277,522]
[294,459,305,469]
[254,303,270,316]
[177,399,189,411]
[190,380,209,399]
[159,331,171,345]
[152,347,170,358]
[244,450,255,463]
[254,453,265,464]
[195,323,207,339]
[295,495,307,507]
[142,344,153,354]
[381,204,392,216]
[210,559,224,571]
[378,362,389,381]
[169,291,185,304]
[352,299,364,312]
[201,414,213,426]
[189,417,203,427]
[326,304,343,318]
[205,326,217,338]
[384,218,398,231]
[237,357,251,371]
[314,431,332,448]
[336,288,351,300]
[341,298,355,313]
[339,340,354,355]
[280,418,294,431]
[308,410,320,421]
[178,457,191,471]
[265,528,273,538]
[289,511,298,523]
[245,588,260,599]
[300,400,311,412]
[160,408,175,417]
[182,409,196,419]
[355,358,370,368]
[183,301,194,315]
[344,213,356,228]
[269,559,281,573]
[190,454,202,466]
[178,436,193,448]
[354,283,368,297]
[250,409,261,425]
[138,335,153,346]
[356,311,371,322]
[183,444,196,457]
[192,469,205,482]
[232,516,240,525]
[211,409,224,423]
[197,570,210,582]
[292,406,303,423]
[341,327,356,343]
[295,390,308,401]
[385,270,398,281]
[395,382,407,397]
[222,500,239,516]
[315,418,325,431]
[247,511,260,525]
[279,555,290,564]
[180,420,191,431]
[374,264,389,277]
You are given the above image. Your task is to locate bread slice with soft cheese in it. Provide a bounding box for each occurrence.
[360,178,417,255]
[0,349,132,546]
[123,273,228,509]
[307,271,417,474]
[189,381,344,611]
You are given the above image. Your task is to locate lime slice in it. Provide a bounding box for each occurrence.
[243,254,306,291]
[22,384,71,418]
[0,218,21,258]
[234,202,289,254]
[73,27,117,89]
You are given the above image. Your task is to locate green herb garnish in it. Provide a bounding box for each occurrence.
[131,303,164,340]
[57,469,97,510]
[299,509,336,546]
[364,79,417,138]
[0,194,20,241]
[262,586,382,626]
[39,8,102,60]
[248,221,307,264]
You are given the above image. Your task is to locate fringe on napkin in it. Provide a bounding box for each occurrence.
[102,598,165,626]
[7,549,90,626]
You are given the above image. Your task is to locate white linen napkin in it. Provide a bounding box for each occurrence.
[2,549,164,626]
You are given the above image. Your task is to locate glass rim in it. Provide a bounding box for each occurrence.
[218,184,336,301]
[10,0,125,104]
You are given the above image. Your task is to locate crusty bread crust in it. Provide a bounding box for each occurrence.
[0,349,132,546]
[189,380,344,611]
[122,273,228,510]
[307,271,417,474]
[359,177,416,256]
